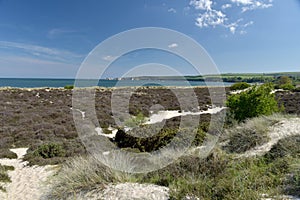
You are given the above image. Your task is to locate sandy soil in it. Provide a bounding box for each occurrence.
[0,148,56,200]
[146,106,225,124]
[74,183,169,200]
[240,118,300,157]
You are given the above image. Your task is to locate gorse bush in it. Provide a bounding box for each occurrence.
[226,83,281,122]
[230,82,251,91]
[33,143,65,159]
[64,85,74,89]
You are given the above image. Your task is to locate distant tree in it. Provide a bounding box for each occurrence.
[278,76,292,85]
[230,82,251,91]
[277,76,295,90]
[226,83,281,122]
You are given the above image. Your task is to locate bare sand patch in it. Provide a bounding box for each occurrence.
[0,148,56,200]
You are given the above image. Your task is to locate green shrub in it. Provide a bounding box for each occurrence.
[192,128,207,146]
[33,143,66,159]
[0,164,14,192]
[0,166,12,183]
[64,85,74,89]
[293,87,300,92]
[230,82,251,91]
[226,83,280,122]
[277,76,292,85]
[114,127,181,152]
[124,112,147,128]
[276,76,295,91]
[279,83,295,90]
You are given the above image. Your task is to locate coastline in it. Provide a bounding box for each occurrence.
[0,85,230,91]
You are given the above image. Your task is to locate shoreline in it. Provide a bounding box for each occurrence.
[0,85,230,91]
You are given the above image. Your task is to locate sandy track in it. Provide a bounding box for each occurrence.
[73,183,169,200]
[240,118,300,157]
[0,148,56,200]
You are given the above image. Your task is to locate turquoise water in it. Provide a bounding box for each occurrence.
[0,78,232,88]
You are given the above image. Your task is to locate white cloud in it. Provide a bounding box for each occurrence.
[168,8,177,13]
[230,0,253,5]
[102,55,117,61]
[229,26,236,34]
[47,28,81,39]
[0,41,83,63]
[241,1,272,12]
[229,0,273,12]
[195,10,227,28]
[189,0,273,34]
[243,21,254,27]
[168,43,178,48]
[183,6,191,15]
[221,4,232,10]
[240,30,247,34]
[190,0,213,10]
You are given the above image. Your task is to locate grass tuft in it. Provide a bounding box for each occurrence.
[265,135,300,161]
[0,164,14,192]
[223,115,280,153]
[45,155,133,199]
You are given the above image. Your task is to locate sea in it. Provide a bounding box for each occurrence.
[0,78,233,88]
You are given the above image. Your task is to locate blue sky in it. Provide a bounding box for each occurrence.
[0,0,299,78]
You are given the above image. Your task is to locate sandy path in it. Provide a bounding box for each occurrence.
[240,118,300,157]
[146,106,225,125]
[0,148,56,200]
[73,183,169,200]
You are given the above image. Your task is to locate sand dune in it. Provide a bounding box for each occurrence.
[0,148,56,200]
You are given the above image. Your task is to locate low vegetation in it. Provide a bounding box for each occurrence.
[113,120,208,152]
[0,149,17,159]
[23,141,85,166]
[223,115,279,153]
[187,72,300,84]
[124,112,147,128]
[46,113,300,199]
[32,143,66,159]
[0,164,14,192]
[265,135,300,161]
[284,162,300,197]
[44,156,124,199]
[1,86,300,198]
